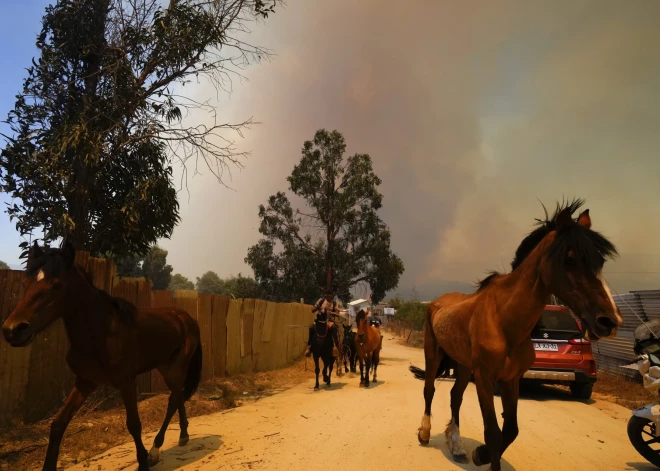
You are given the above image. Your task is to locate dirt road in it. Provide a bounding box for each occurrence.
[67,340,653,471]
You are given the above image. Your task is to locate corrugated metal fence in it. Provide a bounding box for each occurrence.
[0,252,313,426]
[593,290,660,378]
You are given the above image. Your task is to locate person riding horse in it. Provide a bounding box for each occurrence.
[305,291,340,358]
[369,311,383,329]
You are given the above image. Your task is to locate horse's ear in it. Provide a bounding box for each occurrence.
[62,241,75,268]
[577,209,591,229]
[555,207,574,233]
[30,241,43,260]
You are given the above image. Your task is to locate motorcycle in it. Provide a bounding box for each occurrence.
[625,319,660,468]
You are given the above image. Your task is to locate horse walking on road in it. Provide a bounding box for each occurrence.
[342,323,357,373]
[310,312,339,389]
[355,309,383,387]
[1,242,202,471]
[409,199,622,471]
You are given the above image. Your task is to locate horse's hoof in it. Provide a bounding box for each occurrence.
[372,378,378,383]
[178,435,189,447]
[472,448,484,467]
[364,382,370,388]
[453,452,469,464]
[147,447,160,467]
[417,430,430,446]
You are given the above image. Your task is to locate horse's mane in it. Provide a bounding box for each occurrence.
[476,198,617,291]
[356,309,366,323]
[76,266,137,325]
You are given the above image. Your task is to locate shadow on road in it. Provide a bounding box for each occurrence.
[145,435,223,471]
[379,356,408,363]
[627,461,658,470]
[428,433,516,471]
[518,383,596,406]
[309,381,348,392]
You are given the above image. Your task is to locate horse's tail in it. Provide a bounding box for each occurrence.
[409,354,456,381]
[182,343,202,402]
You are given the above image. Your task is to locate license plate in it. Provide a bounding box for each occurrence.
[534,342,558,352]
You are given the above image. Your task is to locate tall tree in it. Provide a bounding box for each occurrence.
[196,271,225,295]
[246,129,404,304]
[223,273,264,299]
[115,254,143,277]
[0,0,279,260]
[141,245,173,290]
[168,273,195,291]
[0,261,10,270]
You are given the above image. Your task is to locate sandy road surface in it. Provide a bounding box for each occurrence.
[68,340,654,471]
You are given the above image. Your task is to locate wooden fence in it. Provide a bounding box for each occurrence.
[0,252,313,426]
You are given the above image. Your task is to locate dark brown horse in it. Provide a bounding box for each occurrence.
[355,309,382,387]
[1,242,202,471]
[409,200,622,471]
[342,323,357,373]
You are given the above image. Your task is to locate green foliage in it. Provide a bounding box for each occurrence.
[168,273,195,291]
[223,273,265,299]
[387,295,404,310]
[141,245,173,290]
[0,0,280,259]
[115,254,143,277]
[395,301,427,331]
[194,270,264,298]
[196,271,225,295]
[0,260,9,270]
[246,129,404,304]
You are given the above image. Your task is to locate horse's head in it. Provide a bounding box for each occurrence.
[2,241,76,347]
[526,202,622,340]
[343,324,352,335]
[356,309,368,344]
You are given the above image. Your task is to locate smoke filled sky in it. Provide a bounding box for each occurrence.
[1,0,659,300]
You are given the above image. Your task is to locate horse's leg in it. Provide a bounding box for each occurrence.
[326,356,334,387]
[445,364,471,463]
[498,378,520,457]
[418,330,442,446]
[364,354,372,388]
[42,378,97,471]
[323,356,330,384]
[372,348,380,383]
[147,366,185,466]
[358,355,365,386]
[314,353,321,390]
[119,381,150,471]
[177,401,190,446]
[472,368,503,471]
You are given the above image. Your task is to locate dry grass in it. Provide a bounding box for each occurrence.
[591,372,657,410]
[0,358,312,471]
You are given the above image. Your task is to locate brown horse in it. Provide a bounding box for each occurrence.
[1,242,202,471]
[355,309,383,387]
[409,199,622,471]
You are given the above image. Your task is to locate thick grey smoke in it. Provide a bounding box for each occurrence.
[162,0,660,299]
